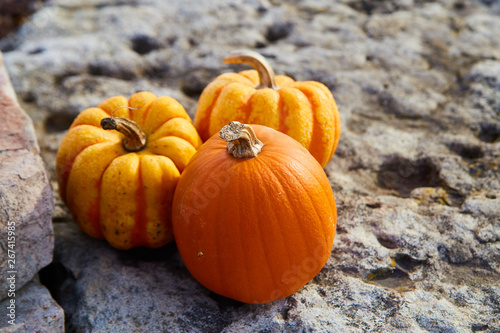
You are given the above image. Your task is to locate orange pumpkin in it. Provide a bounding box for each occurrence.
[194,50,341,167]
[172,121,337,303]
[56,92,202,249]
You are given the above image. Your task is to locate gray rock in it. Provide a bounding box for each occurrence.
[0,278,64,333]
[1,0,500,331]
[51,222,232,332]
[50,222,500,332]
[466,60,500,132]
[0,52,54,299]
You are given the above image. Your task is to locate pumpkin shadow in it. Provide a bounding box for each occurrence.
[207,291,245,309]
[115,241,178,266]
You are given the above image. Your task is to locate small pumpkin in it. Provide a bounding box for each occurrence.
[172,121,337,304]
[56,92,202,249]
[194,49,341,167]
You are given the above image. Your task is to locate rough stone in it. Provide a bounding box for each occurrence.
[49,222,500,332]
[0,52,54,298]
[0,0,44,40]
[1,0,499,331]
[0,278,64,333]
[48,223,233,332]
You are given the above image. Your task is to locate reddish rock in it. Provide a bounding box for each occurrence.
[0,52,54,299]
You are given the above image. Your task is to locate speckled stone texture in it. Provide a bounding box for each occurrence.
[0,278,64,333]
[1,0,499,332]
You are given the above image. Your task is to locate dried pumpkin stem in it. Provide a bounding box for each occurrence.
[224,49,278,89]
[219,121,263,159]
[101,117,147,152]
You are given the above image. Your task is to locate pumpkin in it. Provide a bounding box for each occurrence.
[56,91,202,250]
[172,121,337,304]
[194,49,341,167]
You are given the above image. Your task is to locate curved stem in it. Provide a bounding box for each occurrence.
[224,49,278,89]
[219,121,264,159]
[101,117,147,152]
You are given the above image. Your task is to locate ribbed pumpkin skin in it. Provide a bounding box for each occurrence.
[194,69,341,167]
[56,92,202,250]
[172,125,337,304]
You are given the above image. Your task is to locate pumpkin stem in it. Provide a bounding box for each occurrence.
[224,49,278,89]
[219,121,264,159]
[101,117,147,152]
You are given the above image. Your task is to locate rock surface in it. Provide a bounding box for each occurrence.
[0,278,64,333]
[0,0,44,40]
[0,53,54,299]
[47,223,234,332]
[1,0,499,332]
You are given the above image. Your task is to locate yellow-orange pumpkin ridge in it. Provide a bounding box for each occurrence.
[194,49,341,167]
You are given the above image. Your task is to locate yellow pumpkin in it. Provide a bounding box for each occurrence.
[194,50,341,167]
[56,92,202,249]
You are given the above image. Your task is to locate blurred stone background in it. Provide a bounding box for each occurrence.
[0,0,499,331]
